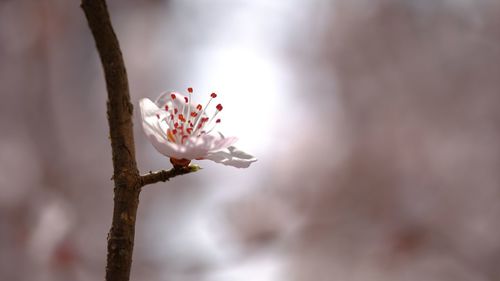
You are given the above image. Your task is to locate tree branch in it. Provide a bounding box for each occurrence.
[81,1,202,280]
[81,1,140,281]
[140,166,201,187]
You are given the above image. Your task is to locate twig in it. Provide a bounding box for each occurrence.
[140,166,201,186]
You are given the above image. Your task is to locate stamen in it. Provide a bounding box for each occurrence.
[193,93,216,130]
[203,107,222,134]
[186,87,192,124]
[167,130,176,142]
[166,89,226,142]
[205,121,220,135]
[194,117,209,134]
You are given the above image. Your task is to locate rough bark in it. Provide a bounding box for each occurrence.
[81,1,140,281]
[81,1,199,280]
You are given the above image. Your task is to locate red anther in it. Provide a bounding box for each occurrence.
[188,87,193,93]
[184,97,189,103]
[197,124,202,129]
[174,122,179,128]
[174,108,178,114]
[211,93,217,98]
[187,128,193,134]
[170,114,174,119]
[216,104,223,111]
[216,118,221,123]
[171,93,176,99]
[196,104,202,111]
[172,129,177,135]
[178,114,186,122]
[165,105,169,111]
[190,112,198,117]
[156,114,160,119]
[203,117,209,122]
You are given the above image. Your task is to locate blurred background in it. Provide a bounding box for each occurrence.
[2,0,500,280]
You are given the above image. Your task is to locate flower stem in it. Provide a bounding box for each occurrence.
[140,165,201,187]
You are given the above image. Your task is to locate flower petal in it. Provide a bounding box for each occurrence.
[142,93,256,167]
[139,98,185,159]
[205,146,257,168]
[211,132,238,151]
[155,91,197,113]
[181,134,237,160]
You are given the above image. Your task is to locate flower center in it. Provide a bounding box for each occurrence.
[158,88,223,144]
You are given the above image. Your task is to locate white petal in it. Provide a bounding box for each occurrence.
[211,134,238,151]
[154,91,173,108]
[179,134,232,159]
[206,146,257,168]
[139,98,185,159]
[155,91,197,112]
[181,136,211,160]
[211,132,238,151]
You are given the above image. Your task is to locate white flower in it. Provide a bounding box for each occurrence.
[139,88,257,168]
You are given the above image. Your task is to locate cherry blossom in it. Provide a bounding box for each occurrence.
[139,88,257,168]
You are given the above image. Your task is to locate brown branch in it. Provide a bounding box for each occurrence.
[81,1,202,280]
[140,166,201,186]
[81,1,140,281]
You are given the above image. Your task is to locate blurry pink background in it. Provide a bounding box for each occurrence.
[2,0,500,280]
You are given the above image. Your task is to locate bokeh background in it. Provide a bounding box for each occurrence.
[2,0,500,280]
